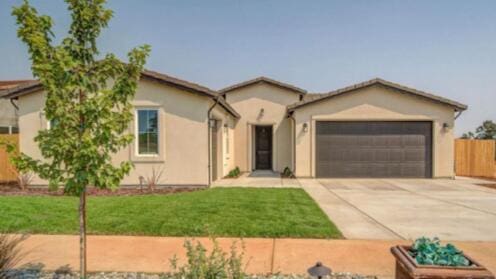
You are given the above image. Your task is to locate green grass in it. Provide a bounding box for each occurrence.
[0,188,341,238]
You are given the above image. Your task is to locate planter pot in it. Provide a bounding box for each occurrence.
[391,245,494,279]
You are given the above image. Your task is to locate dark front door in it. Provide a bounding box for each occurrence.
[316,121,432,178]
[255,126,272,170]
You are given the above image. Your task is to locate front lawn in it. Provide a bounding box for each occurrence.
[0,188,341,238]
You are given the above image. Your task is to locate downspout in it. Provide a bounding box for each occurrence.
[10,98,19,134]
[10,98,19,111]
[289,112,296,176]
[207,96,220,187]
[455,110,463,120]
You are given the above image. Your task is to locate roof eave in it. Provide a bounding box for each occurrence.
[287,79,467,112]
[220,77,307,95]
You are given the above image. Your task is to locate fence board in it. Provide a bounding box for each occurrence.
[0,134,18,182]
[455,139,496,178]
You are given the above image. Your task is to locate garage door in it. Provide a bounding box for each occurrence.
[316,121,432,178]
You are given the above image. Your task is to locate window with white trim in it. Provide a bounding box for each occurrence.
[136,109,159,155]
[47,119,58,130]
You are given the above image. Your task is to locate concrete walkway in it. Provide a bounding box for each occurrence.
[213,170,301,188]
[16,235,496,278]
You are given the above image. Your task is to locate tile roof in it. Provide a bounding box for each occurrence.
[0,71,240,119]
[219,76,307,95]
[288,78,467,112]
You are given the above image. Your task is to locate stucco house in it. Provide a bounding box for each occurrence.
[0,80,33,134]
[1,70,467,186]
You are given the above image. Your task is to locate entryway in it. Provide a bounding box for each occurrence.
[255,125,272,170]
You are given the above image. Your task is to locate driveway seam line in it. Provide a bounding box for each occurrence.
[318,182,406,240]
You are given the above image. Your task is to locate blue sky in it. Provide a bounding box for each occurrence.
[1,0,495,135]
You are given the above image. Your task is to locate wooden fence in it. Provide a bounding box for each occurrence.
[455,139,496,179]
[0,134,19,182]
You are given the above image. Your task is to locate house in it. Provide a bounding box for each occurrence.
[0,80,33,134]
[0,70,467,186]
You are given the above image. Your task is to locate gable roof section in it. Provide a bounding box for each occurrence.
[287,78,467,112]
[0,70,240,119]
[220,76,307,95]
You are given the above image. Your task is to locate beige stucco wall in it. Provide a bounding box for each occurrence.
[292,85,456,178]
[17,79,235,186]
[224,83,301,173]
[210,105,237,178]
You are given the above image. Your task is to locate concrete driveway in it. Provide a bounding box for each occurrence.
[300,177,496,241]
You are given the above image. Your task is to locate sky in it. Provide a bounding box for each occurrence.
[0,0,495,136]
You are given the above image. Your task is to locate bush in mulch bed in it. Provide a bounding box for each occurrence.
[0,182,204,197]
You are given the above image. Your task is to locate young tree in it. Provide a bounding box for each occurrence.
[11,0,150,277]
[460,120,496,139]
[475,120,496,139]
[460,131,475,139]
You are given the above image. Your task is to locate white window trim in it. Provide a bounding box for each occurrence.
[135,108,160,157]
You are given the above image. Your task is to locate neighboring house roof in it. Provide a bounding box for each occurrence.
[0,80,36,90]
[287,78,467,112]
[219,76,307,95]
[0,70,240,119]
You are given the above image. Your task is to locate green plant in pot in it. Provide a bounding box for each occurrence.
[409,237,470,267]
[391,237,494,279]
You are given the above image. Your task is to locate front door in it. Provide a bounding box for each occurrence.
[255,126,272,170]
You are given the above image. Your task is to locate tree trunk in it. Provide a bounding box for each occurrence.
[79,188,87,278]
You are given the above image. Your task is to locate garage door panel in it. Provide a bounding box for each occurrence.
[316,121,432,178]
[404,149,425,161]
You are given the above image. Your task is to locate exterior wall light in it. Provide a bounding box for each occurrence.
[442,123,450,131]
[303,123,308,132]
[223,123,228,132]
[259,108,264,117]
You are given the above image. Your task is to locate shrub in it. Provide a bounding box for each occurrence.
[0,234,28,279]
[409,237,470,266]
[170,238,246,279]
[139,166,165,191]
[226,167,241,178]
[17,172,34,191]
[281,167,295,178]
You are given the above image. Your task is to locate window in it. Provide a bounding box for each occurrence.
[47,119,58,129]
[136,109,159,155]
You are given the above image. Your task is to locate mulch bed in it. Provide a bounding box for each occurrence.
[0,182,204,196]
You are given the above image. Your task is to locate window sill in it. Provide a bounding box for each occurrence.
[131,154,165,163]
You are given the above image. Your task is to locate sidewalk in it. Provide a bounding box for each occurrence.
[17,235,496,278]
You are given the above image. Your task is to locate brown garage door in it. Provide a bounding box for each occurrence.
[316,121,432,178]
